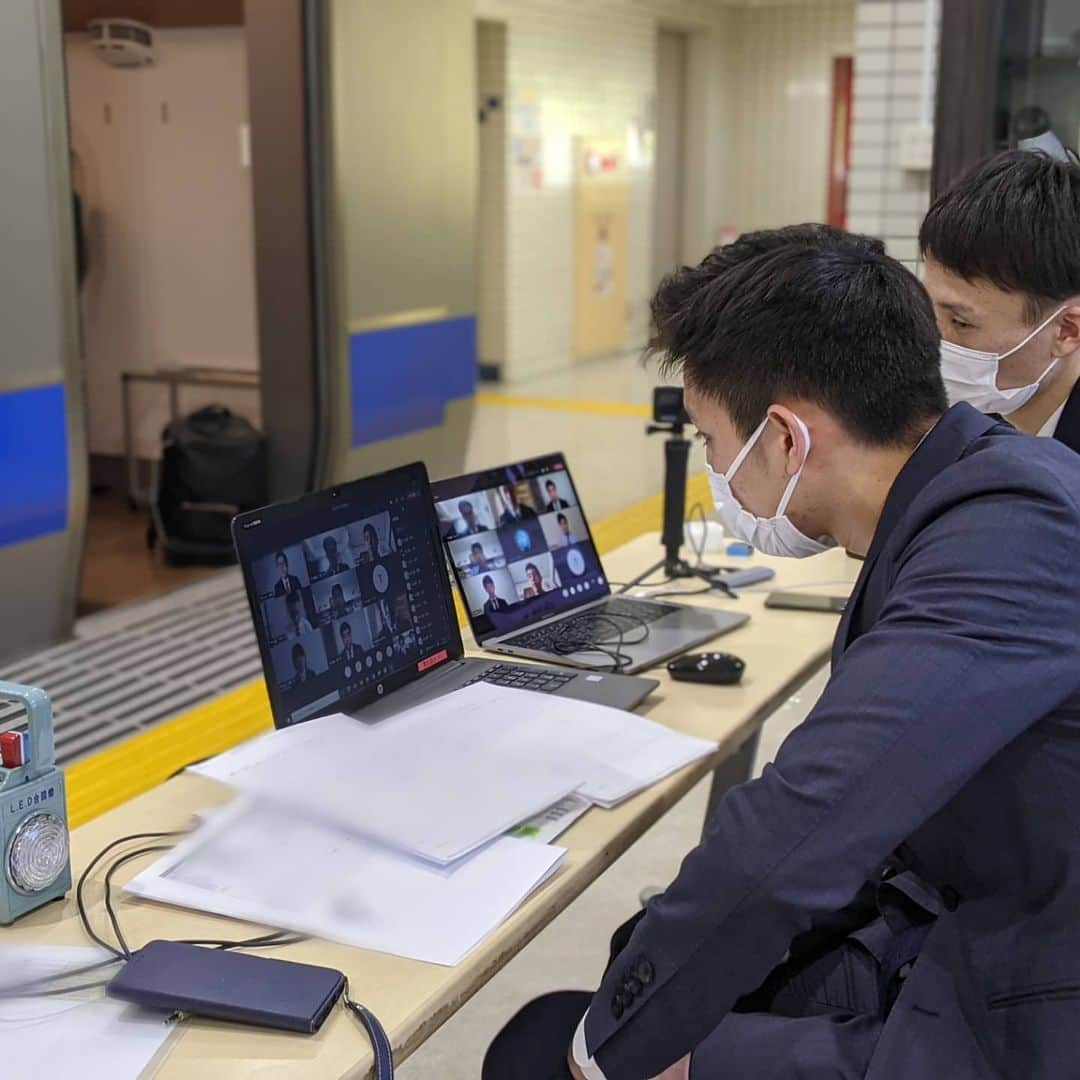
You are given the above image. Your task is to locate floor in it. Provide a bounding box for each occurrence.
[78,488,217,613]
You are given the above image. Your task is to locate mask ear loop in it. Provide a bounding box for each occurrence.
[774,417,812,518]
[723,418,769,482]
[997,304,1069,361]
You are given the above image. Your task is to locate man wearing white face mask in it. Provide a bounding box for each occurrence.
[920,150,1080,452]
[482,225,1080,1080]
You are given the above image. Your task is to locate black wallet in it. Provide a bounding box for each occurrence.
[107,940,345,1034]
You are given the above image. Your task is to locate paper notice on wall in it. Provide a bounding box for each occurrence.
[512,96,541,135]
[512,136,544,190]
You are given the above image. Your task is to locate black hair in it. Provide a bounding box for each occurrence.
[275,551,288,565]
[557,513,568,525]
[459,500,473,513]
[920,150,1080,321]
[341,621,351,636]
[471,542,483,552]
[650,224,945,445]
[323,535,337,550]
[525,562,540,576]
[482,575,494,588]
[331,583,344,596]
[545,479,556,489]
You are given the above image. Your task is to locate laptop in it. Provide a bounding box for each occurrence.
[430,453,748,675]
[231,461,658,729]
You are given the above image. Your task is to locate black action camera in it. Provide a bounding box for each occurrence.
[652,386,690,427]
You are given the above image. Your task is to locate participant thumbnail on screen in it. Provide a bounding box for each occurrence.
[436,493,498,540]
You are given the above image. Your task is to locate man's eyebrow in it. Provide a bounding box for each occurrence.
[937,299,978,316]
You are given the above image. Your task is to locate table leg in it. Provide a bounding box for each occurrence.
[700,730,761,839]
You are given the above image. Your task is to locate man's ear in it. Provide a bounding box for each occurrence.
[765,405,808,477]
[1053,301,1080,359]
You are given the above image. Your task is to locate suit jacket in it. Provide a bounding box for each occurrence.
[273,575,303,597]
[484,596,508,615]
[1052,378,1080,454]
[584,405,1080,1079]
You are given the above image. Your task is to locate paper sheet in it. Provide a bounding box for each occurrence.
[191,683,586,864]
[190,683,716,860]
[126,798,567,967]
[0,945,176,1079]
[507,793,591,843]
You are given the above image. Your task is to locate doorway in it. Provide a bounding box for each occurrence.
[61,2,261,612]
[653,27,690,284]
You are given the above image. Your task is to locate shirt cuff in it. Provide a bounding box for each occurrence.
[572,1011,608,1079]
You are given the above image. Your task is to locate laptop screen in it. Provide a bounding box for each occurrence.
[232,462,460,727]
[430,453,609,643]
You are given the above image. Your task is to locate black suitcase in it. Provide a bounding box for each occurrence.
[149,405,267,566]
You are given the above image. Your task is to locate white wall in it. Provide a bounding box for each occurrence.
[845,0,939,271]
[475,0,737,383]
[65,28,260,459]
[727,0,856,234]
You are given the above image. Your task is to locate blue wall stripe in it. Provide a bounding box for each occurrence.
[0,383,69,548]
[348,315,477,447]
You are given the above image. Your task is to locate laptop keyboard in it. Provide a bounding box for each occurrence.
[466,663,577,694]
[502,597,677,653]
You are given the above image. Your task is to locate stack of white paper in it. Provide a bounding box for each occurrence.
[190,682,717,859]
[156,683,716,965]
[127,798,565,967]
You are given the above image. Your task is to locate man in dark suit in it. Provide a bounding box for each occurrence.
[545,479,571,512]
[338,621,361,666]
[321,535,349,575]
[481,575,508,615]
[921,149,1080,452]
[501,486,538,524]
[272,551,303,597]
[484,226,1080,1080]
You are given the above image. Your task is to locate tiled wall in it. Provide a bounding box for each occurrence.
[728,0,856,235]
[846,0,940,271]
[477,0,740,381]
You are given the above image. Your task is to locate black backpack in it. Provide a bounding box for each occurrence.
[150,405,267,565]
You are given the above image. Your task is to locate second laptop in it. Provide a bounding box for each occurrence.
[432,452,747,674]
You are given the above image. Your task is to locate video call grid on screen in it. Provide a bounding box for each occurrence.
[238,477,454,726]
[432,455,609,638]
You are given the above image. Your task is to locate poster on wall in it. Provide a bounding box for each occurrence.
[573,137,629,360]
[512,136,544,191]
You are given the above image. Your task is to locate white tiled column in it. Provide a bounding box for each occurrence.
[846,0,940,273]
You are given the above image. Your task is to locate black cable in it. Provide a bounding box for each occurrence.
[77,830,187,958]
[103,844,177,957]
[550,610,651,673]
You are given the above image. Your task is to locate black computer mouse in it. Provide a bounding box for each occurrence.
[667,652,745,685]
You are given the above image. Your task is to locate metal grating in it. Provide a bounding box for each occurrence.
[0,569,263,765]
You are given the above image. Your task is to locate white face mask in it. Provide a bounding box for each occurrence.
[706,416,834,559]
[940,306,1065,415]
